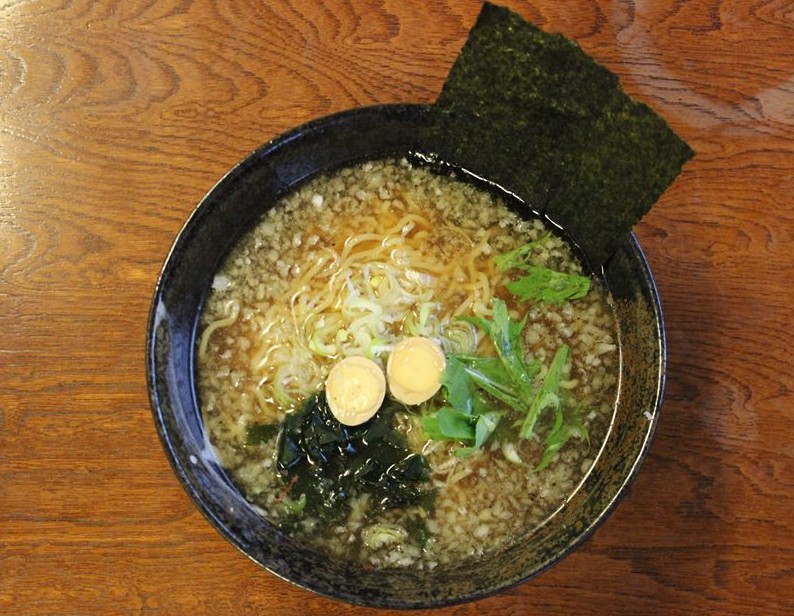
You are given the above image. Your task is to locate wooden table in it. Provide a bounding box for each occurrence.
[2,1,792,614]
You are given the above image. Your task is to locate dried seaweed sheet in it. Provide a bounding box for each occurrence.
[423,2,694,266]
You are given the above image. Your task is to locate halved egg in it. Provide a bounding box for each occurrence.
[325,355,386,426]
[386,336,446,405]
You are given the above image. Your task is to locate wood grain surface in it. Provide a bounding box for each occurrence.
[2,0,793,614]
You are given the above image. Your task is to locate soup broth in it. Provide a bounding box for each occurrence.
[197,158,619,569]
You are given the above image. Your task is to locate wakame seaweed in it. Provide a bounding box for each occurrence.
[276,392,434,525]
[244,423,280,446]
[423,2,694,266]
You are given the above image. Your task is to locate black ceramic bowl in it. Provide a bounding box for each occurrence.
[146,104,665,609]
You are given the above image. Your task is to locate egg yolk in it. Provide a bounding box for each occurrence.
[386,337,446,405]
[325,355,386,426]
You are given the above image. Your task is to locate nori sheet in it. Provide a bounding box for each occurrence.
[423,2,694,266]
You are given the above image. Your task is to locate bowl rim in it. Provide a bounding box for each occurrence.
[146,102,666,609]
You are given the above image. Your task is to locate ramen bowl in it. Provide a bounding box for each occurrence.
[146,104,665,608]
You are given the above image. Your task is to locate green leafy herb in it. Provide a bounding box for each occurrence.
[440,355,475,414]
[455,355,526,411]
[425,299,586,469]
[423,405,503,458]
[276,393,434,525]
[475,411,501,448]
[495,237,592,304]
[505,266,591,304]
[519,344,569,439]
[461,300,535,404]
[437,406,476,440]
[423,298,535,454]
[455,411,503,458]
[535,405,590,471]
[492,233,550,271]
[425,355,504,454]
[463,301,572,445]
[423,2,694,266]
